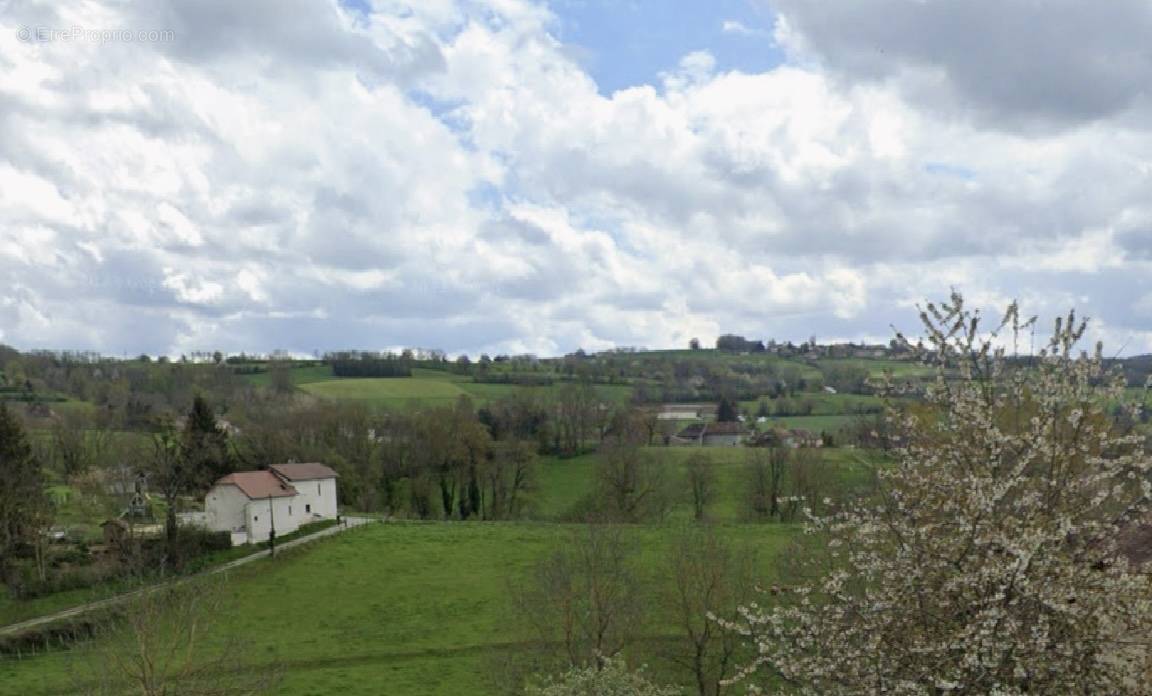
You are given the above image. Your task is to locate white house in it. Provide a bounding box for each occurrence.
[205,463,339,546]
[268,463,340,520]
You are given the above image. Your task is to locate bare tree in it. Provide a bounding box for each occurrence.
[514,525,644,668]
[49,411,113,478]
[146,425,188,561]
[783,447,840,521]
[552,382,598,455]
[594,441,670,522]
[266,359,294,395]
[744,447,787,521]
[485,439,537,519]
[72,578,280,695]
[684,452,716,522]
[409,398,492,519]
[666,527,757,696]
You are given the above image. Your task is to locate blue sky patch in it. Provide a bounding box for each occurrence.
[550,0,785,94]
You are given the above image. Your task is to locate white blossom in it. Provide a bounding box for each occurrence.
[727,293,1152,695]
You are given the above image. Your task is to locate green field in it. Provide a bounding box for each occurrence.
[299,375,472,407]
[811,358,936,379]
[0,440,872,695]
[738,392,883,416]
[536,446,876,522]
[0,522,799,696]
[244,364,338,387]
[295,368,633,410]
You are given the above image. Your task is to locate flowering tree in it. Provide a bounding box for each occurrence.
[525,658,681,696]
[727,294,1152,694]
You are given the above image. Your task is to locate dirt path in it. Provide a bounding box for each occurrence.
[0,516,374,638]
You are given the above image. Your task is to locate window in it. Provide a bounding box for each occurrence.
[305,504,311,513]
[288,506,292,515]
[317,482,321,495]
[254,515,259,522]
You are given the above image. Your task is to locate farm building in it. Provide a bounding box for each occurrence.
[656,403,719,420]
[204,463,339,545]
[748,428,824,449]
[673,421,748,447]
[100,518,163,546]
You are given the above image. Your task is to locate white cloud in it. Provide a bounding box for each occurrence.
[0,0,1150,355]
[720,19,759,36]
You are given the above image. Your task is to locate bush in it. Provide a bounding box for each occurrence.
[330,358,412,378]
[49,544,93,568]
[526,659,680,696]
[161,528,233,561]
[5,562,116,600]
[0,613,103,656]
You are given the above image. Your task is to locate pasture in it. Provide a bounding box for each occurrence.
[0,522,799,696]
[535,445,877,522]
[293,367,633,410]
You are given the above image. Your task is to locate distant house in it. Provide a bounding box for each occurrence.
[204,463,339,546]
[703,421,747,446]
[787,428,823,448]
[673,421,748,447]
[748,428,823,449]
[656,403,718,421]
[673,423,707,443]
[172,415,242,436]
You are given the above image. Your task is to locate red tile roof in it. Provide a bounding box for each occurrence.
[270,462,339,481]
[215,471,298,499]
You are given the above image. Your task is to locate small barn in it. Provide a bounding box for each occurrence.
[673,421,748,447]
[204,463,339,545]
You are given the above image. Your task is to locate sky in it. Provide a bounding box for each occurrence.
[2,0,1152,357]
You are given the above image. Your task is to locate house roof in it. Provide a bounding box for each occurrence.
[675,423,707,439]
[706,421,746,436]
[270,462,339,481]
[215,471,298,499]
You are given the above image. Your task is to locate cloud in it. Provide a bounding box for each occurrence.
[721,19,765,37]
[769,0,1152,132]
[1,0,1151,356]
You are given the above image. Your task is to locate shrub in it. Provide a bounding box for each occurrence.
[525,659,680,696]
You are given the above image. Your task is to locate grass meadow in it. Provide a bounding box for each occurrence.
[286,366,634,410]
[535,446,876,522]
[0,522,799,696]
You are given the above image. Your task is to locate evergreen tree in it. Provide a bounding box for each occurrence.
[716,395,738,423]
[0,403,49,571]
[183,395,233,489]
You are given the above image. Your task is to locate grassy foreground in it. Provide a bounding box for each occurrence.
[0,522,797,696]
